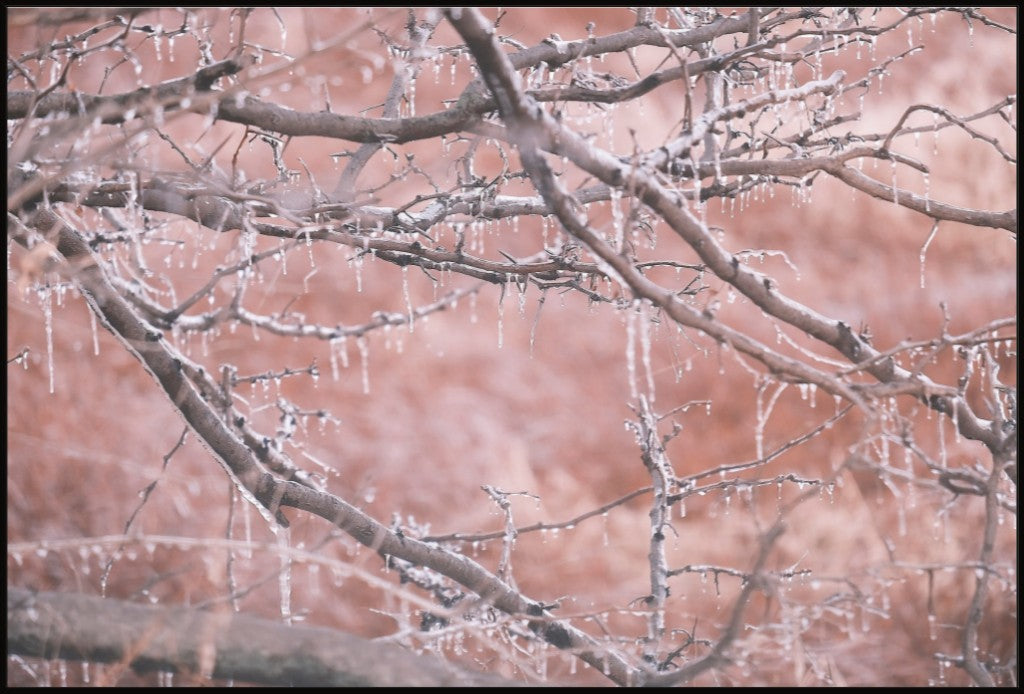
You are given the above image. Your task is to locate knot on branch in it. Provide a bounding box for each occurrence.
[531,620,573,650]
[836,321,863,360]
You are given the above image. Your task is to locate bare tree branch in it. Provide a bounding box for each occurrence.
[7,587,520,687]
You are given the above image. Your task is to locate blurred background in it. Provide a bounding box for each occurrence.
[7,7,1016,686]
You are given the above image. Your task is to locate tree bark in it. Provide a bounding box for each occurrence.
[7,587,520,687]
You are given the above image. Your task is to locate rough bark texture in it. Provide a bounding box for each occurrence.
[8,587,518,687]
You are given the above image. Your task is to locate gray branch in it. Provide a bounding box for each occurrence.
[7,587,519,687]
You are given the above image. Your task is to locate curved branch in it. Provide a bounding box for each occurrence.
[826,163,1017,234]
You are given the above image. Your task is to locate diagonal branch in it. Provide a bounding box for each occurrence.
[23,202,643,687]
[446,7,1009,458]
[26,208,292,526]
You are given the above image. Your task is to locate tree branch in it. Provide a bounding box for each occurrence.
[7,587,519,687]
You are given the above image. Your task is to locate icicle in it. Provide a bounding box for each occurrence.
[89,308,100,356]
[338,335,350,369]
[328,337,341,381]
[153,25,163,63]
[919,221,939,289]
[357,337,370,394]
[40,287,56,394]
[496,276,507,349]
[353,255,364,293]
[277,529,293,624]
[402,266,414,332]
[610,188,624,251]
[640,305,655,402]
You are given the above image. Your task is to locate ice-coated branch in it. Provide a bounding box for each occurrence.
[449,8,1010,456]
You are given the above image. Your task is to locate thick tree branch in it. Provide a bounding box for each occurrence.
[7,587,518,687]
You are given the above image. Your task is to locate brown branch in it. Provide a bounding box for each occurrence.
[333,12,439,200]
[448,9,800,685]
[475,40,1006,454]
[24,203,640,688]
[958,457,1005,686]
[7,57,253,124]
[826,163,1017,234]
[44,181,605,284]
[645,523,785,686]
[26,208,289,526]
[275,478,642,684]
[448,10,873,415]
[7,10,760,148]
[7,587,518,687]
